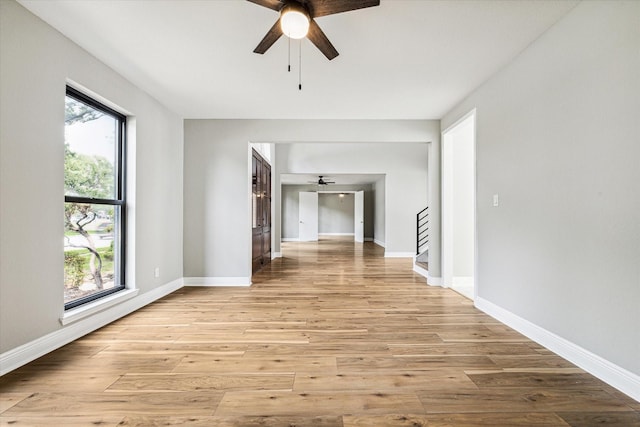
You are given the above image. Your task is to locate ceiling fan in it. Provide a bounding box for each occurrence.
[309,176,336,185]
[248,0,381,60]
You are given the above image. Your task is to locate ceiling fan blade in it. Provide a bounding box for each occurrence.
[309,0,380,17]
[254,19,283,54]
[246,0,284,12]
[307,20,339,60]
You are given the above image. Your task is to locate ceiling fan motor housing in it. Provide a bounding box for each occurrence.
[249,0,380,60]
[280,2,310,39]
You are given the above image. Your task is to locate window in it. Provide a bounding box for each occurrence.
[64,86,126,310]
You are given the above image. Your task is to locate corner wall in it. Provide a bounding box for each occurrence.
[0,1,184,357]
[442,0,640,391]
[373,177,386,247]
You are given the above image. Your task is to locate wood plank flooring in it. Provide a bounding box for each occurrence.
[1,237,639,426]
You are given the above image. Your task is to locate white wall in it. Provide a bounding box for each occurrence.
[276,143,428,256]
[442,0,640,382]
[0,1,184,355]
[427,140,441,277]
[319,193,354,234]
[281,186,302,239]
[373,177,386,247]
[183,120,438,280]
[451,119,475,277]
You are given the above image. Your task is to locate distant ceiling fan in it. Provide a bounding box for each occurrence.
[309,176,336,186]
[247,0,380,60]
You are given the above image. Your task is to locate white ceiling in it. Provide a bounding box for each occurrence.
[19,0,577,120]
[281,173,384,185]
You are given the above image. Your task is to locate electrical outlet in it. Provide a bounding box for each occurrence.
[154,267,160,278]
[493,194,499,207]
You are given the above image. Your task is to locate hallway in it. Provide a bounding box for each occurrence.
[1,237,638,425]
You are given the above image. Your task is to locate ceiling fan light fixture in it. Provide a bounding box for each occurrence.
[280,4,310,39]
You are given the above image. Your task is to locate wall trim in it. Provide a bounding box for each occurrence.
[413,263,429,279]
[184,277,251,287]
[364,237,374,242]
[384,251,414,258]
[60,288,139,326]
[281,238,300,242]
[272,252,282,259]
[319,233,354,236]
[426,273,442,287]
[475,296,640,402]
[374,239,385,248]
[0,278,184,376]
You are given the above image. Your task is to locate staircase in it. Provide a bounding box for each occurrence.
[415,206,429,272]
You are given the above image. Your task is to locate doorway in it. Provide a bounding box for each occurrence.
[442,110,476,300]
[297,190,364,242]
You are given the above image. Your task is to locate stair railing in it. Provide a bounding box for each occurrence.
[416,206,429,255]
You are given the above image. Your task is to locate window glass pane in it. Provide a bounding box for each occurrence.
[65,96,117,199]
[64,203,121,304]
[64,87,125,309]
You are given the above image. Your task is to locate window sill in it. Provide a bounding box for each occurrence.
[60,288,139,326]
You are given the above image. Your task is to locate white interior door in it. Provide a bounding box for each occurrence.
[354,190,364,243]
[299,192,318,241]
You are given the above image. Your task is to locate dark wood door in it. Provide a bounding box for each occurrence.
[252,149,271,274]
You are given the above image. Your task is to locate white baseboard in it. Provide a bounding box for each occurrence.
[0,278,183,376]
[426,273,442,286]
[475,296,640,402]
[407,259,444,290]
[413,263,429,278]
[451,283,474,300]
[272,252,282,259]
[374,239,385,248]
[384,251,414,258]
[183,277,251,287]
[284,237,372,243]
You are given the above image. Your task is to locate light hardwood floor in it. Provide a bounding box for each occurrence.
[1,237,639,426]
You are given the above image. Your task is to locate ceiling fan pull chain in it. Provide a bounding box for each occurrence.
[299,39,302,90]
[288,34,291,72]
